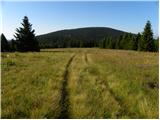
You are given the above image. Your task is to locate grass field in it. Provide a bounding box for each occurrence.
[1,48,159,118]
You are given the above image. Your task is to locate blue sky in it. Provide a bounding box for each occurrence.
[1,1,158,39]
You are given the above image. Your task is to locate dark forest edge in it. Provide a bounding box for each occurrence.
[1,16,159,52]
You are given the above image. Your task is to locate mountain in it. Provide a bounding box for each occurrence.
[36,27,131,48]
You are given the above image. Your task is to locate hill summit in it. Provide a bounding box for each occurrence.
[36,27,130,48]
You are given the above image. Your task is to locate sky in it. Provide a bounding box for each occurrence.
[1,1,159,40]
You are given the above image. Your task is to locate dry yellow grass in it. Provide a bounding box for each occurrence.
[1,51,73,118]
[1,48,159,118]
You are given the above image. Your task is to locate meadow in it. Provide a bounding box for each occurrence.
[1,48,159,118]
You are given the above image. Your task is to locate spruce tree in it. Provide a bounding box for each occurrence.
[120,33,128,49]
[108,37,113,49]
[136,33,142,51]
[128,33,135,50]
[154,37,159,52]
[115,35,123,49]
[99,38,106,48]
[1,33,10,52]
[10,39,17,52]
[105,37,109,49]
[103,38,106,48]
[141,20,155,51]
[14,16,40,52]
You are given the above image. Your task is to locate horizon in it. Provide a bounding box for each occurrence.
[35,26,135,36]
[1,1,159,40]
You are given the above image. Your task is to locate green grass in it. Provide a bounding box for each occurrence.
[1,51,73,118]
[1,48,159,118]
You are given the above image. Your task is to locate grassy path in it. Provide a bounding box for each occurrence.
[85,53,88,64]
[1,52,73,118]
[66,49,158,118]
[1,48,158,118]
[58,54,76,118]
[89,49,158,118]
[99,77,131,118]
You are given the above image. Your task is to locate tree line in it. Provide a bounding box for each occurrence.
[1,16,158,52]
[99,21,159,52]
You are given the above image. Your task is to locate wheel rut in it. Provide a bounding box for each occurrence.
[58,54,76,119]
[101,79,134,118]
[85,53,88,64]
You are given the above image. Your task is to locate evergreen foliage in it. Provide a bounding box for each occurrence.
[9,39,17,52]
[141,20,155,52]
[115,35,123,49]
[99,21,158,52]
[36,27,126,48]
[1,33,10,52]
[154,37,159,52]
[14,16,40,52]
[2,19,158,52]
[136,33,142,51]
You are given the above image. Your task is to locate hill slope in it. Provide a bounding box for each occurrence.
[36,27,130,48]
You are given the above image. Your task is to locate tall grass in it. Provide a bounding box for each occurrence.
[1,51,73,118]
[1,48,158,118]
[63,48,158,118]
[88,49,159,118]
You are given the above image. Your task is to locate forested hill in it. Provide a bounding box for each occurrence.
[36,27,130,48]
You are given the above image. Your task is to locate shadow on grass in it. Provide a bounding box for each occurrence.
[57,54,76,119]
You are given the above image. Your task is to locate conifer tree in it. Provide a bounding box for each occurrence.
[136,33,142,51]
[105,37,109,49]
[10,39,17,52]
[120,33,128,49]
[154,37,159,52]
[14,16,40,52]
[141,20,155,51]
[99,38,105,48]
[128,33,135,50]
[103,38,106,48]
[108,37,113,49]
[1,33,10,52]
[115,35,123,49]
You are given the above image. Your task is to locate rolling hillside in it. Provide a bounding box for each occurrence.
[36,27,132,48]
